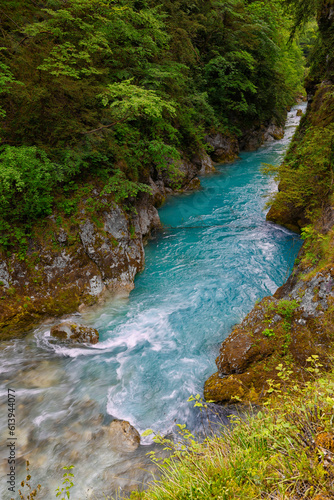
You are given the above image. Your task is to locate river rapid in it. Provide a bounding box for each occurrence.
[0,103,306,499]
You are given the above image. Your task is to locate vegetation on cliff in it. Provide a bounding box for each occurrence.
[0,0,305,251]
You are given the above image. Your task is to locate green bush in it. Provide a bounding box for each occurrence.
[0,145,60,222]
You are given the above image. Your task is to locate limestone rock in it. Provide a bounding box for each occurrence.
[263,123,284,141]
[103,206,129,241]
[204,133,239,163]
[57,228,68,246]
[0,262,10,289]
[191,151,216,174]
[50,322,99,344]
[106,420,140,453]
[136,204,161,237]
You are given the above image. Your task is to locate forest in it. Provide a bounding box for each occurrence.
[0,0,306,251]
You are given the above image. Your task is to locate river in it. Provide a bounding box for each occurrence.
[0,103,306,499]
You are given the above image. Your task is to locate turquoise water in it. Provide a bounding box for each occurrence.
[0,105,305,498]
[91,108,304,433]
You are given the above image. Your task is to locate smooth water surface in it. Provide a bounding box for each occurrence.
[0,104,306,498]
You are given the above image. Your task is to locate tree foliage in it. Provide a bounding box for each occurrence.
[0,0,306,248]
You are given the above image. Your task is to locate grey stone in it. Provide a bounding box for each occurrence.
[204,133,239,162]
[136,205,161,237]
[104,206,129,240]
[89,275,104,296]
[80,220,96,249]
[57,228,68,245]
[106,420,140,453]
[0,262,10,289]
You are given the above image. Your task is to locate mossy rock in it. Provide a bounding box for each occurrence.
[50,322,99,344]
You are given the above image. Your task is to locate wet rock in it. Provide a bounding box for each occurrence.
[296,108,303,116]
[240,119,285,151]
[135,204,161,237]
[185,177,201,190]
[106,420,140,453]
[50,322,99,344]
[263,123,284,141]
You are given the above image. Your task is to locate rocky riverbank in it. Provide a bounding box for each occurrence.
[0,120,285,341]
[205,82,334,404]
[0,152,209,340]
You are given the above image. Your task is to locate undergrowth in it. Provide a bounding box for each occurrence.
[131,358,334,500]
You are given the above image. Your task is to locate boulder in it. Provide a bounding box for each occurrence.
[191,151,216,174]
[263,123,284,141]
[50,322,99,344]
[106,420,140,453]
[204,133,239,163]
[216,331,274,376]
[296,108,303,116]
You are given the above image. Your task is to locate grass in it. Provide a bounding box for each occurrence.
[130,358,334,500]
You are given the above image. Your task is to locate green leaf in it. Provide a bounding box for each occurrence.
[142,429,153,437]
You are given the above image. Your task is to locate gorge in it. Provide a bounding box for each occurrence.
[0,104,305,498]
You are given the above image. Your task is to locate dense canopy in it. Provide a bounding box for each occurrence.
[0,0,305,249]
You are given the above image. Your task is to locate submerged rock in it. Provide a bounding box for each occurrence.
[15,360,62,389]
[50,322,99,344]
[106,420,140,453]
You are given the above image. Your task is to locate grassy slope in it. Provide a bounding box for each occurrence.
[131,366,334,500]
